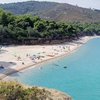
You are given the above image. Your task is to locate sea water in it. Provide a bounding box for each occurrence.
[7,38,100,100]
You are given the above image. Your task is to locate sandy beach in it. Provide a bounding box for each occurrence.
[0,36,99,80]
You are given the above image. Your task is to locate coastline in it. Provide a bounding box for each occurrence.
[0,36,99,80]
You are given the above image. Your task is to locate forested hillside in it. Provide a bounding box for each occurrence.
[0,9,100,45]
[0,1,100,22]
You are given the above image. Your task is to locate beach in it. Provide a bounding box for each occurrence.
[0,36,99,80]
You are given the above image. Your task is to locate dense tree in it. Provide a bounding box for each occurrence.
[0,9,100,45]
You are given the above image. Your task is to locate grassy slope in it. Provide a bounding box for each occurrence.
[0,81,71,100]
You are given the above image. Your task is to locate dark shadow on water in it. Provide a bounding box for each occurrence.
[0,61,21,79]
[52,63,68,70]
[52,63,60,67]
[0,68,22,80]
[3,68,20,77]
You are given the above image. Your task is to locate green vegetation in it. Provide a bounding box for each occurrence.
[0,81,71,100]
[0,9,100,45]
[0,81,52,100]
[0,1,100,23]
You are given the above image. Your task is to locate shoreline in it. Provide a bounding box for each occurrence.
[0,36,100,80]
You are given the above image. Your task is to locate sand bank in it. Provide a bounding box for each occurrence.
[0,36,99,80]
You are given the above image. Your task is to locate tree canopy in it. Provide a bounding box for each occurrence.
[0,9,100,45]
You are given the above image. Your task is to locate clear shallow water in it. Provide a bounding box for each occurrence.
[8,38,100,100]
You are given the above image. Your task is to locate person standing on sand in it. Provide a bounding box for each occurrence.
[17,56,21,61]
[22,62,24,65]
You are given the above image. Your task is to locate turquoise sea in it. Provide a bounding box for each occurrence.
[8,38,100,100]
